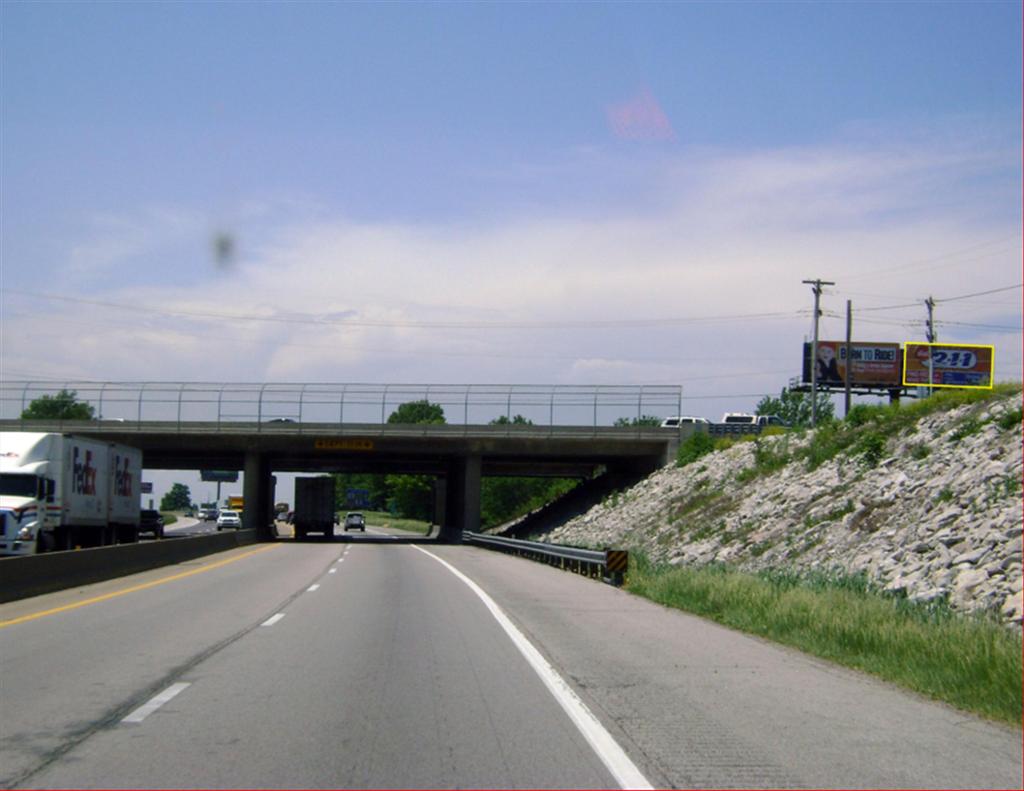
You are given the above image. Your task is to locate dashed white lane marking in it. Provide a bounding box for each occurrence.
[329,568,337,574]
[261,613,286,626]
[307,584,320,592]
[122,683,191,724]
[411,546,653,791]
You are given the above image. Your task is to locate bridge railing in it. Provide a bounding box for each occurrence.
[1,381,683,432]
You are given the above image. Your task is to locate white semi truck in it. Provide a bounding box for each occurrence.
[0,432,144,556]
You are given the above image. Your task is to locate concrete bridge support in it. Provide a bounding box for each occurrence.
[438,454,481,543]
[242,451,275,540]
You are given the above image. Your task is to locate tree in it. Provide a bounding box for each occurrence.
[479,415,577,527]
[160,483,192,512]
[21,389,95,420]
[490,414,531,426]
[755,387,835,429]
[380,400,446,520]
[386,474,435,522]
[387,400,445,425]
[333,472,390,511]
[614,415,662,427]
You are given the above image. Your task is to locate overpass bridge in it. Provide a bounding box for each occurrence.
[0,382,687,541]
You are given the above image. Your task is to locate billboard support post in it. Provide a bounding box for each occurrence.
[925,296,937,397]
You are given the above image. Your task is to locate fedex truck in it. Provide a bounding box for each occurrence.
[0,432,143,556]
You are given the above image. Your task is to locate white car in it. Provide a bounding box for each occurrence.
[216,509,241,530]
[721,413,759,425]
[660,416,710,428]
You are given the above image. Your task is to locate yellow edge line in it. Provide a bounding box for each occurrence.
[0,544,281,629]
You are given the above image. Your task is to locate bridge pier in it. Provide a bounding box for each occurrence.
[242,451,275,540]
[438,454,481,543]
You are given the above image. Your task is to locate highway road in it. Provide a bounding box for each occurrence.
[1,528,1021,789]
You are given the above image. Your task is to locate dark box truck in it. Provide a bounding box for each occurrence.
[293,476,336,540]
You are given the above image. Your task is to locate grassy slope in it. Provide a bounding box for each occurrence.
[627,385,1024,725]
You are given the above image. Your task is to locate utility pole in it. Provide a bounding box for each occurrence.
[803,278,835,427]
[925,296,936,394]
[844,300,852,417]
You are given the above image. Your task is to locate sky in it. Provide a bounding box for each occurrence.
[2,0,1021,504]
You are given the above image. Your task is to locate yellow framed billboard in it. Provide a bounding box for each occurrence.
[902,343,994,389]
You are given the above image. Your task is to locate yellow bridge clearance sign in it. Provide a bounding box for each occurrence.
[314,438,375,451]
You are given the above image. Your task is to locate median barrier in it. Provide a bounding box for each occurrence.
[0,530,260,603]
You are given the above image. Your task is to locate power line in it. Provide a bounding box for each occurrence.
[935,284,1023,304]
[935,320,1022,331]
[836,235,1020,282]
[836,283,1022,313]
[3,289,807,331]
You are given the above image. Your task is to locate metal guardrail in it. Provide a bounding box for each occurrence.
[708,423,763,437]
[463,531,628,585]
[1,381,683,431]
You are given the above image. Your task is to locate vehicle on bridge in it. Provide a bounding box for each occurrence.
[293,476,336,540]
[0,432,143,555]
[659,416,710,428]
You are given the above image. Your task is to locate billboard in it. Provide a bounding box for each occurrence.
[802,342,902,388]
[200,470,239,482]
[903,343,994,389]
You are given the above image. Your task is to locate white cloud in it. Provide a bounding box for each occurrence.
[5,122,1020,421]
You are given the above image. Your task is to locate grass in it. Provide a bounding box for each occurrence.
[626,557,1023,726]
[361,510,433,535]
[799,384,1022,471]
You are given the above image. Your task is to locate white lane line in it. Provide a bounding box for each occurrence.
[329,568,337,574]
[122,683,191,724]
[262,613,286,626]
[307,584,320,592]
[411,546,652,791]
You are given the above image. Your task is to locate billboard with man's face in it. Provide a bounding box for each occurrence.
[802,342,902,388]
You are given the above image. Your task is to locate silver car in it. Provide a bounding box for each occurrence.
[343,512,366,532]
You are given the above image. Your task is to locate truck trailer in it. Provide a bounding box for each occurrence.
[0,432,144,556]
[293,476,336,540]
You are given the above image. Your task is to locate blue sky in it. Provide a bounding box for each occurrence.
[2,1,1021,416]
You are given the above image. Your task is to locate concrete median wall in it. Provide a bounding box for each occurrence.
[0,531,260,603]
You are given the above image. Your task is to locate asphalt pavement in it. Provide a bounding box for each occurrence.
[1,530,1021,789]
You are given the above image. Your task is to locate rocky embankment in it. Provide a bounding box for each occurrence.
[547,391,1024,628]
